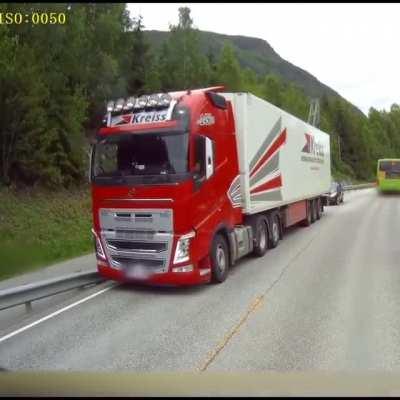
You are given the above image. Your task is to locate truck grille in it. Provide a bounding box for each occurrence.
[107,240,167,253]
[99,208,173,274]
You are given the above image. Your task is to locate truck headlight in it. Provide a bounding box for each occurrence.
[91,228,106,260]
[173,231,195,264]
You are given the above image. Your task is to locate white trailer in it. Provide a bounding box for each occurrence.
[222,92,331,215]
[219,92,332,265]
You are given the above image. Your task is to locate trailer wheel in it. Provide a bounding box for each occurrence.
[316,198,321,220]
[269,214,280,248]
[211,234,229,283]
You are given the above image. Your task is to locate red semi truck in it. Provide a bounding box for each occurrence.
[90,86,331,285]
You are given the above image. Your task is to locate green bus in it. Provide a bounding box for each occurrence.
[377,159,400,192]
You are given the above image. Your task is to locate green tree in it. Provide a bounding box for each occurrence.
[0,3,131,187]
[242,67,262,96]
[0,44,51,186]
[215,43,243,91]
[261,74,283,107]
[126,15,151,95]
[159,6,211,91]
[206,47,218,85]
[281,83,309,121]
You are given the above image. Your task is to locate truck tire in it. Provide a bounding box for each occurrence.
[252,215,269,257]
[211,234,229,283]
[316,198,321,220]
[269,214,280,248]
[300,200,312,227]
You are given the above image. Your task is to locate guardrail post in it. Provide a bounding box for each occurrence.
[25,301,32,312]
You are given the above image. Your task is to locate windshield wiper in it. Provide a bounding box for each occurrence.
[95,171,127,184]
[141,174,170,184]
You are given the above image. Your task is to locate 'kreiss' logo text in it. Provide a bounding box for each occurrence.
[301,133,325,163]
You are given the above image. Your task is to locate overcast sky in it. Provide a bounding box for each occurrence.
[127,3,400,115]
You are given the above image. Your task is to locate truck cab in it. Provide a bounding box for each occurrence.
[90,87,242,285]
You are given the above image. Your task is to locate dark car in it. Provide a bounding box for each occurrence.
[325,181,344,205]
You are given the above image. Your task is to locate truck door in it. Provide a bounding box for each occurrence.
[191,134,218,234]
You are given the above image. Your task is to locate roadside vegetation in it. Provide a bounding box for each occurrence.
[0,187,92,281]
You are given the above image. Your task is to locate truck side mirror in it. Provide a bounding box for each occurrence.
[193,136,206,190]
[194,135,215,190]
[205,136,214,179]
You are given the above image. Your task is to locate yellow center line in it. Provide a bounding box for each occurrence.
[198,294,265,372]
[197,221,329,372]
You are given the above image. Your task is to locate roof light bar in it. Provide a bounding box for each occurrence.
[147,94,159,108]
[123,96,135,111]
[136,95,148,109]
[105,93,173,115]
[159,93,172,107]
[106,100,115,113]
[114,98,124,112]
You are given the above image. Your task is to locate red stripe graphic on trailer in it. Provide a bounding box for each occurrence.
[250,175,282,195]
[250,129,287,178]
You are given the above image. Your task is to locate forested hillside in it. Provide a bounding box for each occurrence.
[1,3,399,189]
[145,29,347,103]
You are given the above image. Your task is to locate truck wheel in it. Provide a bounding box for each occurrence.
[316,198,321,220]
[300,200,312,227]
[211,234,229,283]
[252,215,269,257]
[269,214,280,248]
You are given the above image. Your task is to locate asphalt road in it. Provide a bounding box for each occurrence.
[1,188,400,373]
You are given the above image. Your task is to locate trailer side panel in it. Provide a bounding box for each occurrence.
[222,92,331,214]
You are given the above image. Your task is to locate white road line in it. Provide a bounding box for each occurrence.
[0,283,117,344]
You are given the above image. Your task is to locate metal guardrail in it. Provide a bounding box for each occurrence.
[343,183,376,191]
[0,270,105,312]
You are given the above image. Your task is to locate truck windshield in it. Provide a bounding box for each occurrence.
[91,131,190,185]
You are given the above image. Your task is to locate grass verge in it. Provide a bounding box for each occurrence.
[0,186,93,281]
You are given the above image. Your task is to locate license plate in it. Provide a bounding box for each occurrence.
[125,265,151,280]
